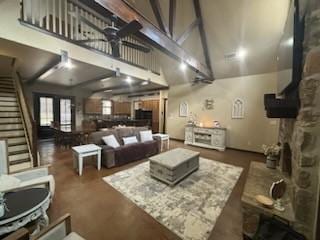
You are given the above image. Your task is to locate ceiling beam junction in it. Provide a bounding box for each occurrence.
[169,0,176,38]
[176,18,201,45]
[149,0,170,36]
[193,0,214,80]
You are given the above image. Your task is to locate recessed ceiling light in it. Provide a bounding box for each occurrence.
[180,62,187,71]
[237,47,248,59]
[287,37,294,46]
[64,59,74,69]
[104,89,112,93]
[126,76,132,83]
[141,80,149,86]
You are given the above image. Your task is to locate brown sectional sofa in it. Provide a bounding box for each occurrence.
[89,127,160,168]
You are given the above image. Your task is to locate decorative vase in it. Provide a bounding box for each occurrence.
[266,155,277,169]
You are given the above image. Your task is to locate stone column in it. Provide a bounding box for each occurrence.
[280,7,320,240]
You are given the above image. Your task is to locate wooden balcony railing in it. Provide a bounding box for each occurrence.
[19,0,160,74]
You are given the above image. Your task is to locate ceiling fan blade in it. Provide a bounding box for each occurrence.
[80,16,105,35]
[110,41,120,58]
[121,41,151,53]
[76,39,107,44]
[116,20,142,38]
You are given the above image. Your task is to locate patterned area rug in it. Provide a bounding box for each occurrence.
[103,158,243,240]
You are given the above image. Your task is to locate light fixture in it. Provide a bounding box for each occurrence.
[126,76,132,83]
[100,77,112,82]
[104,89,112,93]
[64,59,74,69]
[141,80,149,86]
[180,62,187,71]
[237,47,248,59]
[286,37,294,46]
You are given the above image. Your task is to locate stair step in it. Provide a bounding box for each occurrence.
[0,84,14,90]
[0,117,21,124]
[0,89,14,93]
[0,124,23,131]
[7,137,27,146]
[0,130,25,138]
[0,96,16,102]
[0,101,18,107]
[0,81,14,87]
[0,106,19,112]
[0,92,15,97]
[9,152,30,162]
[10,161,32,173]
[8,149,29,156]
[8,144,28,153]
[0,112,20,117]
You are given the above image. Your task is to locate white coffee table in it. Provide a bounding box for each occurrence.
[153,133,170,152]
[72,144,102,176]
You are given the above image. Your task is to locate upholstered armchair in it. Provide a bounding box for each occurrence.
[0,166,55,199]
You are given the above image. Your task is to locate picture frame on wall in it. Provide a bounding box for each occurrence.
[179,102,188,117]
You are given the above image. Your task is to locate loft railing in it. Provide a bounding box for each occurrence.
[19,0,160,74]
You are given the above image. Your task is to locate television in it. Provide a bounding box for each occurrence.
[264,0,305,118]
[277,0,304,95]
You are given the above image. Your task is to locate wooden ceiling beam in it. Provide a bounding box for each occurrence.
[169,0,176,38]
[176,18,200,45]
[26,56,63,84]
[94,0,213,78]
[112,86,169,96]
[193,0,214,79]
[149,0,170,36]
[70,72,115,88]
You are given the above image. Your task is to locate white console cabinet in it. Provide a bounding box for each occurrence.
[184,126,226,151]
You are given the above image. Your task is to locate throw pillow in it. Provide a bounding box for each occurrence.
[123,136,138,145]
[140,130,153,142]
[102,135,120,148]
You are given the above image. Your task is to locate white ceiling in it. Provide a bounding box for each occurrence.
[0,38,165,93]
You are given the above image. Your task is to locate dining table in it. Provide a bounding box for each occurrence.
[51,125,96,147]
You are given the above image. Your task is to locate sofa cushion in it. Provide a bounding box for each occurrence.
[102,135,120,148]
[140,130,153,142]
[123,136,138,145]
[89,129,119,145]
[132,127,149,141]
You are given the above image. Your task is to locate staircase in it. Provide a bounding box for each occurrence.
[0,77,33,172]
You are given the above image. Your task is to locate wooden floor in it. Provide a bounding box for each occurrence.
[39,140,265,240]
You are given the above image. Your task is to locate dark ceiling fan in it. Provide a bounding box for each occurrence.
[77,15,151,58]
[192,75,213,85]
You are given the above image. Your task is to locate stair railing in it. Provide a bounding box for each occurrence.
[13,72,38,167]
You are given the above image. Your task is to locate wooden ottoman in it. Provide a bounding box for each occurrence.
[149,148,200,186]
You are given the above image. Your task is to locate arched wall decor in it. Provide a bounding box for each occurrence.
[179,102,188,117]
[232,98,245,119]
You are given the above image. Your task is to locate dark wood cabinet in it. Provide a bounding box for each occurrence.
[141,100,159,133]
[84,98,102,114]
[113,102,131,115]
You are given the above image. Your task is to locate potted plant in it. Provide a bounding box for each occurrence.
[262,143,281,169]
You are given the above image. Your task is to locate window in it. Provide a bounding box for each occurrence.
[102,100,112,115]
[40,97,53,126]
[60,99,72,126]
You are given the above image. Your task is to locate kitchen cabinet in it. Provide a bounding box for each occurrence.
[84,98,102,114]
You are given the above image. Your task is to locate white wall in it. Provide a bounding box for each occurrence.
[167,72,279,152]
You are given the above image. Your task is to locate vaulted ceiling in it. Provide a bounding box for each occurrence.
[127,0,291,83]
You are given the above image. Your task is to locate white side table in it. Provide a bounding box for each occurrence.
[153,133,170,152]
[72,144,102,176]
